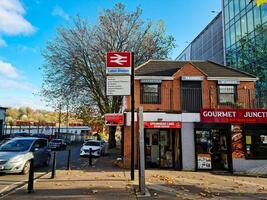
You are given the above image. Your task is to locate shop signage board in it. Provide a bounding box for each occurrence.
[144,121,182,129]
[140,79,162,84]
[105,113,124,126]
[200,109,267,124]
[181,76,204,81]
[218,80,240,85]
[106,52,132,75]
[197,154,212,169]
[106,76,131,96]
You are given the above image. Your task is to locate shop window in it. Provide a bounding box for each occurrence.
[218,85,236,104]
[140,84,161,104]
[245,128,267,159]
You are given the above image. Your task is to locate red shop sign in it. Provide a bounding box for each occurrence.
[144,121,182,129]
[200,108,267,124]
[105,113,124,126]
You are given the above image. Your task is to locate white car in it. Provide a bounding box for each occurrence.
[80,140,103,157]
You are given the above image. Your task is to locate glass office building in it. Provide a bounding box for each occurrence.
[176,12,224,65]
[223,0,267,68]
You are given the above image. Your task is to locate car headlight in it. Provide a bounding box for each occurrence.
[9,155,24,163]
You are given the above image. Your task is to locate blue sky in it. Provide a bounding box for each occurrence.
[0,0,221,110]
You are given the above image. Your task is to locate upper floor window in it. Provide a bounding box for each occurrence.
[141,84,161,104]
[218,85,236,104]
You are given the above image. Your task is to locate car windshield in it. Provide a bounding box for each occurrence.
[0,139,33,152]
[84,141,100,146]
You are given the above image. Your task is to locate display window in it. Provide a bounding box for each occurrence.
[195,128,231,170]
[144,129,181,169]
[244,125,267,159]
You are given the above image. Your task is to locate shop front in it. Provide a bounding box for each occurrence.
[195,123,232,171]
[144,121,182,170]
[198,109,267,174]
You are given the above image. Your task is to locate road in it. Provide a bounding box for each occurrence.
[0,143,85,197]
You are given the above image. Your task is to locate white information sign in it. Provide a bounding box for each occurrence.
[107,76,131,96]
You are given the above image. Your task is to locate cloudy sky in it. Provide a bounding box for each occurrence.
[0,0,221,110]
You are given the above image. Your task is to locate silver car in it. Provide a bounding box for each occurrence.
[0,137,51,174]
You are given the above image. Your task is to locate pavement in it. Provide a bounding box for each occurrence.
[129,170,267,200]
[2,148,136,200]
[1,146,267,200]
[0,143,82,197]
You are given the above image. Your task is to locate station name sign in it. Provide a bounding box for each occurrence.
[200,109,267,124]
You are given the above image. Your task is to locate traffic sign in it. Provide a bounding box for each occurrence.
[106,76,131,96]
[106,52,132,75]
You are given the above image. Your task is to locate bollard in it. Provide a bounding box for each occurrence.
[67,149,71,170]
[27,159,34,193]
[51,151,56,179]
[89,148,92,166]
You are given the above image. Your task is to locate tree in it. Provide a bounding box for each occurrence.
[41,4,175,148]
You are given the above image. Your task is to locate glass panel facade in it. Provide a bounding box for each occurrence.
[261,4,267,23]
[241,14,248,36]
[247,9,254,33]
[223,0,266,81]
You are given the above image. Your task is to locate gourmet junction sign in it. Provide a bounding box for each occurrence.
[200,109,267,124]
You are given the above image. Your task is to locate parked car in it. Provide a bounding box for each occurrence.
[64,139,72,146]
[10,132,30,138]
[32,134,46,138]
[49,139,67,150]
[0,138,12,147]
[0,137,51,174]
[100,140,108,156]
[80,140,103,157]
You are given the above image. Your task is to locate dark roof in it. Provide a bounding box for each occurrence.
[135,60,257,78]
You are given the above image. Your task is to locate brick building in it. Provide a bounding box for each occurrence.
[122,60,267,175]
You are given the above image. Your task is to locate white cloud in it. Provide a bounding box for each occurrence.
[0,60,19,78]
[0,96,51,110]
[0,0,35,36]
[0,78,35,91]
[0,37,7,47]
[52,6,69,21]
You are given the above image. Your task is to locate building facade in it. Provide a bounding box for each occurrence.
[177,1,267,87]
[223,0,267,69]
[176,12,224,65]
[122,60,267,175]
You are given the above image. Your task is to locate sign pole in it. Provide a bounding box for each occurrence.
[138,106,145,195]
[131,52,135,181]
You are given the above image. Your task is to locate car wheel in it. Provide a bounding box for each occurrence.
[43,156,51,167]
[22,161,30,174]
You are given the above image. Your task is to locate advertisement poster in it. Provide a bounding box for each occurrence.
[231,125,245,159]
[197,154,212,169]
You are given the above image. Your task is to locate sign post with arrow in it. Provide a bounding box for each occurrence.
[106,52,135,181]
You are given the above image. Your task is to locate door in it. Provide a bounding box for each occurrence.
[145,129,159,168]
[181,81,202,112]
[159,130,173,168]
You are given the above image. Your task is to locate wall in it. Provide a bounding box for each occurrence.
[181,122,196,171]
[233,159,267,175]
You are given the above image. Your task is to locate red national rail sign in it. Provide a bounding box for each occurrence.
[106,52,131,67]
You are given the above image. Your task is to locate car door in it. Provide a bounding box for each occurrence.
[31,139,42,166]
[37,139,49,164]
